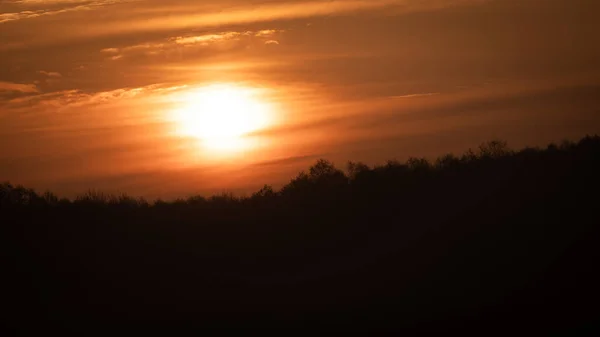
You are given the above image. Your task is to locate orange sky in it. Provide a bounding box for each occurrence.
[1,0,600,199]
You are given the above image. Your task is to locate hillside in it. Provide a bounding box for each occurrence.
[2,136,600,335]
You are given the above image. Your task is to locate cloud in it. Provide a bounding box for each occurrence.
[67,0,401,39]
[121,42,166,51]
[254,30,280,37]
[173,32,242,46]
[101,43,166,60]
[2,90,85,107]
[38,70,62,77]
[0,81,38,93]
[172,29,284,46]
[0,0,492,51]
[3,83,186,108]
[100,47,119,54]
[5,0,94,4]
[101,29,283,60]
[0,11,42,23]
[390,93,439,99]
[0,0,131,24]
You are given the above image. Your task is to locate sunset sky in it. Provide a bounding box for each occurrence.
[1,0,600,199]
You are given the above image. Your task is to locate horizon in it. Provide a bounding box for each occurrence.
[2,135,597,201]
[2,0,600,199]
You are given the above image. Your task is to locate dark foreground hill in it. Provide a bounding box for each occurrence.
[2,136,600,335]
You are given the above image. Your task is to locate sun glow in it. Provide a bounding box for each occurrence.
[173,84,273,152]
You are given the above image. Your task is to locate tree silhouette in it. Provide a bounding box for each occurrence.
[346,161,370,180]
[478,139,512,159]
[252,184,276,198]
[2,135,599,335]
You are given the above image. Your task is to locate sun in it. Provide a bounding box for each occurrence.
[174,84,273,152]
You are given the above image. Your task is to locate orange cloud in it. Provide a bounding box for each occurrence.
[389,93,439,99]
[1,0,487,50]
[76,0,401,38]
[6,0,95,3]
[0,0,131,24]
[100,29,283,60]
[0,81,38,93]
[173,32,242,46]
[38,70,62,77]
[101,43,165,60]
[100,47,119,54]
[254,30,281,37]
[4,83,186,109]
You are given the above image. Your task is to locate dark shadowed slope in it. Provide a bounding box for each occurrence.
[2,136,600,335]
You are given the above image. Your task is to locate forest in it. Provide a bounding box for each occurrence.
[2,136,599,335]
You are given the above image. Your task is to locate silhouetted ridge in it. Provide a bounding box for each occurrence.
[2,135,599,335]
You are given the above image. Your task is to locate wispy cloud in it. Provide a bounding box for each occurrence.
[390,93,439,99]
[3,83,186,109]
[77,0,401,38]
[100,47,119,54]
[173,32,242,46]
[254,29,281,38]
[100,43,166,60]
[4,0,95,4]
[38,70,62,77]
[0,0,131,24]
[0,81,38,93]
[1,0,489,49]
[101,29,284,60]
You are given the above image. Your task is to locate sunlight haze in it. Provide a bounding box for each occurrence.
[1,0,600,199]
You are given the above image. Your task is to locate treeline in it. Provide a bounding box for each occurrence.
[2,135,600,335]
[1,137,596,208]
